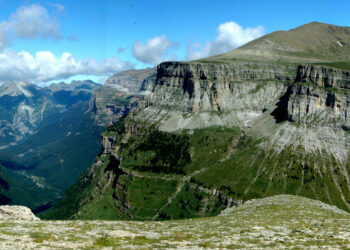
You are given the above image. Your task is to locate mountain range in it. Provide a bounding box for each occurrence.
[39,22,350,220]
[0,74,155,210]
[1,22,350,221]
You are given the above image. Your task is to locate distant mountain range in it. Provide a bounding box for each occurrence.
[0,80,100,148]
[0,74,156,210]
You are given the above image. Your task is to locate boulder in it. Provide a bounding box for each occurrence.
[0,205,40,220]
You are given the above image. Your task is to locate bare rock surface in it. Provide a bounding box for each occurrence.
[0,205,40,221]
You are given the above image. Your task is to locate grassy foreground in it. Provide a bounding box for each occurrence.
[1,195,350,249]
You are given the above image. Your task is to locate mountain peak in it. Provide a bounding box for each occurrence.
[203,22,350,63]
[0,81,35,97]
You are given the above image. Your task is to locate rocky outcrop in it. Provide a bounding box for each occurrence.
[102,136,115,154]
[0,205,39,220]
[278,65,350,127]
[105,68,156,94]
[90,68,156,126]
[285,84,350,126]
[297,65,350,89]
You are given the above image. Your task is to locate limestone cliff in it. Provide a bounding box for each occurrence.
[149,62,293,112]
[296,65,350,89]
[105,68,156,94]
[134,62,350,164]
[89,68,156,126]
[284,83,350,126]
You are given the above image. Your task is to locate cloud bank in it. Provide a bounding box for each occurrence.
[0,49,132,82]
[132,35,177,65]
[0,5,265,83]
[187,21,265,60]
[0,4,132,83]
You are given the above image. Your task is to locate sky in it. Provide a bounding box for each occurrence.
[0,0,349,84]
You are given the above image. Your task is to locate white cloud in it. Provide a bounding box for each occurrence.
[0,4,63,50]
[187,21,265,60]
[0,49,133,83]
[9,4,62,39]
[0,4,132,83]
[132,35,177,65]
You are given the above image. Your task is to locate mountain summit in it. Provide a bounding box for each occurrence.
[205,22,350,63]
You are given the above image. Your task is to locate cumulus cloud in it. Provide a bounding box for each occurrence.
[0,49,133,82]
[187,21,265,60]
[9,4,61,39]
[0,4,62,50]
[132,35,177,65]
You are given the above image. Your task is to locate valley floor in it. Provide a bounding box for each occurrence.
[0,195,350,249]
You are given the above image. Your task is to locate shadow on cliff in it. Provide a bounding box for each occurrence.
[271,86,293,123]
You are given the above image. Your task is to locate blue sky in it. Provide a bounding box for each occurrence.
[0,0,349,84]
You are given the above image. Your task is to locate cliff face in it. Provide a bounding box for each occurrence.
[149,62,350,117]
[137,62,350,132]
[150,62,294,112]
[134,62,350,166]
[285,84,350,126]
[105,68,156,94]
[136,62,296,131]
[283,65,350,127]
[296,65,350,89]
[90,68,156,126]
